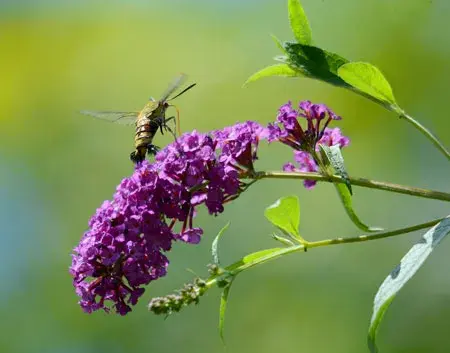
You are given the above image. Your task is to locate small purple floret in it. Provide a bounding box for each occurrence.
[213,121,264,174]
[270,101,350,189]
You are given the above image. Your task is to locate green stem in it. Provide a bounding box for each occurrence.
[205,245,304,287]
[254,171,450,202]
[399,112,450,161]
[350,87,450,160]
[306,217,443,248]
[205,217,444,288]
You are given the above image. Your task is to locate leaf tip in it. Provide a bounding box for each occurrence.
[270,33,286,53]
[288,0,312,45]
[212,222,231,265]
[337,62,397,106]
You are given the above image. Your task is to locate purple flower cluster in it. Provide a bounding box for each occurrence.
[70,99,348,314]
[70,123,264,315]
[213,121,264,175]
[267,101,350,189]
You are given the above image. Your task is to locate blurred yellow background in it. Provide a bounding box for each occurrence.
[1,1,449,352]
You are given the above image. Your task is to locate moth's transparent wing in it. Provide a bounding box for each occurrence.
[80,111,139,125]
[159,74,187,102]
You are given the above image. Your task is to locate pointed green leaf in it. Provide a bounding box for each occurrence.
[226,248,283,272]
[271,34,287,53]
[318,145,381,232]
[223,246,302,275]
[284,42,350,87]
[219,279,234,343]
[265,196,300,238]
[335,182,382,232]
[319,144,352,194]
[212,222,230,266]
[338,62,397,105]
[318,145,380,231]
[368,217,450,353]
[244,64,300,85]
[241,248,285,264]
[288,0,312,45]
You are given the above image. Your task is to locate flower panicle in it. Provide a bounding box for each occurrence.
[70,122,264,315]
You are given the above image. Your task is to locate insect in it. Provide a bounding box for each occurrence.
[81,75,196,163]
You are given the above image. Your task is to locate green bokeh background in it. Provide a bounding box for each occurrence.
[1,1,449,352]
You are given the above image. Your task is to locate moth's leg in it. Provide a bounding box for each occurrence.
[163,116,177,139]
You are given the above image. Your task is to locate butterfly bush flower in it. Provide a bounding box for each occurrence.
[70,122,264,315]
[267,101,350,189]
[213,121,264,175]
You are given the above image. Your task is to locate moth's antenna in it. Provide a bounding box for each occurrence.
[168,83,196,101]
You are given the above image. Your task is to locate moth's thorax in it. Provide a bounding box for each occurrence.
[138,101,169,120]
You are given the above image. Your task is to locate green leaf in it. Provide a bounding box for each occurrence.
[241,248,285,264]
[368,217,450,353]
[335,182,382,232]
[319,144,352,195]
[244,64,300,85]
[219,279,234,343]
[222,246,302,275]
[271,34,286,53]
[319,145,380,232]
[284,42,350,87]
[212,222,230,266]
[225,247,284,272]
[288,0,312,45]
[338,62,397,105]
[265,195,300,238]
[318,146,381,232]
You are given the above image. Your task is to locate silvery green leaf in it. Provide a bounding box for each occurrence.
[368,217,450,353]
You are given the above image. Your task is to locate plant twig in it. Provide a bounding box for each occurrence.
[253,171,450,202]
